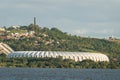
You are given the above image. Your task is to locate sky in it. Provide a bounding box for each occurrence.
[0,0,120,38]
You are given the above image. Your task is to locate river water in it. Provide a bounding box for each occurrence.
[0,68,120,80]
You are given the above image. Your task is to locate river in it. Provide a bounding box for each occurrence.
[0,68,120,80]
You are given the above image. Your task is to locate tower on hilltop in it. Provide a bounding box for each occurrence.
[34,17,36,26]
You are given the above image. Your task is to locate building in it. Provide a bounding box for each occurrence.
[0,42,14,55]
[0,28,5,31]
[0,28,5,36]
[0,42,109,62]
[11,25,20,29]
[8,51,109,62]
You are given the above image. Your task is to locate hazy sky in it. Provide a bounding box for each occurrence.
[0,0,120,38]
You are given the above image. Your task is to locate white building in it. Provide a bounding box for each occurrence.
[8,51,109,62]
[0,42,109,62]
[0,28,5,31]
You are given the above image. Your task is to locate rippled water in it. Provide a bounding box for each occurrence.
[0,68,120,80]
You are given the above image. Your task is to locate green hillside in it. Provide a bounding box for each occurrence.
[0,24,120,68]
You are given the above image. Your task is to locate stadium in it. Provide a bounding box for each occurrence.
[0,42,109,62]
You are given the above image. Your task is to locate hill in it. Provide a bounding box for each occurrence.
[0,24,120,64]
[109,39,120,44]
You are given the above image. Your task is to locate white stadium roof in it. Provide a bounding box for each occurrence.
[0,42,109,62]
[8,51,109,62]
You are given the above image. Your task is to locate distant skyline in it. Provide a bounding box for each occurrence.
[0,0,120,38]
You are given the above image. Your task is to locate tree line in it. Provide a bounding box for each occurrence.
[0,54,119,68]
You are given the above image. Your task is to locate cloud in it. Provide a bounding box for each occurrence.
[74,28,115,38]
[0,0,120,38]
[72,21,120,38]
[74,29,88,36]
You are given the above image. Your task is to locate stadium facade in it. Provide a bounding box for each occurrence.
[0,42,14,55]
[0,42,109,62]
